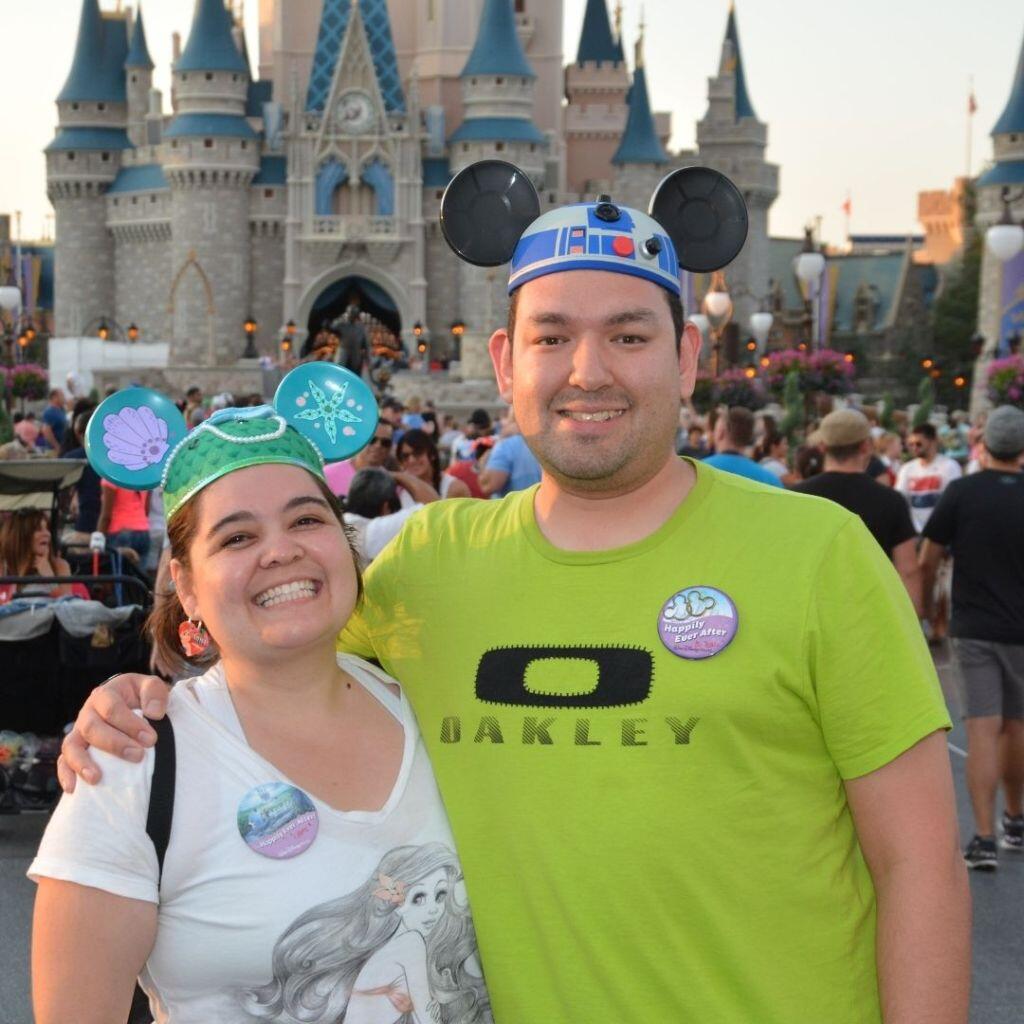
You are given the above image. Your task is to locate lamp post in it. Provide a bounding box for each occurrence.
[243,316,259,360]
[794,226,826,351]
[986,187,1024,264]
[450,320,465,364]
[280,319,297,359]
[703,273,732,377]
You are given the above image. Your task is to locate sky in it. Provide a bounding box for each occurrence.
[2,0,1022,246]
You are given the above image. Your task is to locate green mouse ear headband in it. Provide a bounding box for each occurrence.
[85,364,379,521]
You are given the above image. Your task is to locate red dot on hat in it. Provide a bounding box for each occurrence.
[612,235,635,257]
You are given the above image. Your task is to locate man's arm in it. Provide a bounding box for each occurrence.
[391,471,439,505]
[97,485,115,534]
[478,466,509,497]
[844,731,970,1024]
[892,538,923,616]
[918,539,944,620]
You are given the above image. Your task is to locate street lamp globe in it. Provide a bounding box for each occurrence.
[986,222,1024,264]
[795,250,826,288]
[704,289,732,320]
[0,287,22,314]
[749,311,773,346]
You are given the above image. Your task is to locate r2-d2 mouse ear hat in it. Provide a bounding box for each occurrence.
[85,364,379,521]
[439,159,749,295]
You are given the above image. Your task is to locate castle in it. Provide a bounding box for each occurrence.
[47,0,778,383]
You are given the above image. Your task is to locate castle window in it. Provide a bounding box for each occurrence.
[435,190,443,200]
[171,140,178,148]
[98,103,106,111]
[204,138,214,148]
[529,144,536,152]
[67,152,75,161]
[1012,134,1019,142]
[264,189,274,198]
[113,198,119,206]
[205,73,213,81]
[130,74,137,83]
[471,78,478,86]
[132,196,138,205]
[515,0,525,10]
[71,102,79,110]
[462,144,469,152]
[241,141,248,149]
[101,152,110,161]
[151,195,157,203]
[496,142,505,151]
[232,74,239,82]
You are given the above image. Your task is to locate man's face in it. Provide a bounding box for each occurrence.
[381,405,403,427]
[360,423,394,467]
[51,390,65,407]
[488,270,699,495]
[908,433,937,460]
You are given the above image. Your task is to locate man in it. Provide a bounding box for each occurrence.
[703,406,784,487]
[794,409,920,612]
[323,421,395,499]
[920,405,1024,870]
[13,412,40,448]
[451,408,492,462]
[60,175,968,1023]
[38,388,68,451]
[478,411,542,498]
[334,304,369,376]
[343,466,438,563]
[378,396,406,446]
[896,422,961,533]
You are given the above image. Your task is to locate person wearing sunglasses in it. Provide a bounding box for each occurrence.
[395,429,472,500]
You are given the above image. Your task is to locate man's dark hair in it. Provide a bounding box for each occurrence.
[825,441,866,462]
[345,468,399,519]
[48,388,62,401]
[185,386,201,400]
[13,412,23,424]
[723,406,755,449]
[910,423,937,442]
[507,286,685,352]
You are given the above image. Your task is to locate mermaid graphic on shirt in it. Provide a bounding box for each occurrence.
[242,842,491,1024]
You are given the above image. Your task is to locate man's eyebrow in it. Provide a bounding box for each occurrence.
[528,311,571,326]
[207,495,330,537]
[603,308,658,327]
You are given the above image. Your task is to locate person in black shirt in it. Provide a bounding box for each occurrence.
[794,409,920,612]
[921,405,1024,869]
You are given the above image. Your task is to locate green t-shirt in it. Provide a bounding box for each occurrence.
[341,460,950,1023]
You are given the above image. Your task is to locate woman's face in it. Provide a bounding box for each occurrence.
[172,465,358,662]
[32,517,51,560]
[397,444,432,484]
[397,867,448,936]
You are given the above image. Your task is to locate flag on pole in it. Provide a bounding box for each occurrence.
[841,194,852,217]
[968,91,977,115]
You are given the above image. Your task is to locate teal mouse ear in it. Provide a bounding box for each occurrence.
[84,388,188,490]
[649,167,748,273]
[440,160,540,267]
[273,363,380,462]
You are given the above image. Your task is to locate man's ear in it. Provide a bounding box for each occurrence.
[488,328,514,405]
[170,559,197,620]
[679,321,702,399]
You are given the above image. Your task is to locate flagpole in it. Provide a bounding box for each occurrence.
[966,75,974,178]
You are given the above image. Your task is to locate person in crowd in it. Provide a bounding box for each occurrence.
[61,409,102,537]
[402,396,426,432]
[419,409,439,440]
[183,386,203,423]
[98,480,151,565]
[438,414,461,454]
[379,397,406,444]
[395,428,472,500]
[13,412,40,449]
[324,420,397,500]
[451,409,492,463]
[38,389,68,451]
[704,406,784,487]
[873,430,903,487]
[895,422,962,534]
[791,443,824,481]
[755,431,797,486]
[793,409,920,612]
[30,395,488,1023]
[441,439,487,499]
[920,406,1024,870]
[344,466,438,564]
[334,304,370,376]
[676,423,707,459]
[59,177,968,1023]
[477,412,542,498]
[0,510,87,601]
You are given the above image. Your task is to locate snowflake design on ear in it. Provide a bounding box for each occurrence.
[291,377,363,445]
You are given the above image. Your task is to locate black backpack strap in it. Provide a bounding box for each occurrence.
[144,715,175,884]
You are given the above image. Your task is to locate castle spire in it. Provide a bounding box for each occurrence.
[993,26,1024,135]
[125,6,154,70]
[576,0,620,65]
[721,4,756,120]
[176,0,247,74]
[612,29,667,166]
[461,0,535,79]
[58,0,127,102]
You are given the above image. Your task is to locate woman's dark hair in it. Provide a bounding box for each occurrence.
[0,510,52,577]
[344,468,400,519]
[754,431,785,463]
[147,474,362,677]
[793,444,824,481]
[395,428,441,490]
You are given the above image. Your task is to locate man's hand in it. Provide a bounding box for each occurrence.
[58,674,170,793]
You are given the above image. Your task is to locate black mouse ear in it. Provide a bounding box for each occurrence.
[440,160,541,268]
[649,167,748,274]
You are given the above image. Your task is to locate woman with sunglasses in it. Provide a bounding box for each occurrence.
[395,429,472,500]
[30,371,491,1023]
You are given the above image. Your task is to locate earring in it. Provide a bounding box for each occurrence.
[178,617,210,658]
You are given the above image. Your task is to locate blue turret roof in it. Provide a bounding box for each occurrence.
[46,127,132,152]
[612,64,668,165]
[125,7,154,70]
[576,0,620,64]
[108,163,168,192]
[462,0,535,79]
[306,0,405,114]
[58,0,129,103]
[164,113,257,139]
[449,116,546,145]
[176,0,248,74]
[993,29,1024,135]
[724,6,756,120]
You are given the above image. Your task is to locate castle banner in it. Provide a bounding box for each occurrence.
[1001,249,1024,351]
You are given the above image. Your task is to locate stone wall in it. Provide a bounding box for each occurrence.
[250,226,287,356]
[51,193,116,337]
[114,235,173,343]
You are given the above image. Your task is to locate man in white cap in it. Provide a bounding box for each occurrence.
[794,408,920,610]
[921,405,1024,869]
[59,163,969,1023]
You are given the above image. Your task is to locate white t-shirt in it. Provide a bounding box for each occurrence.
[344,504,422,563]
[30,655,490,1024]
[895,454,962,532]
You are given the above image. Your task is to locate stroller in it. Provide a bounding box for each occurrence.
[0,459,153,813]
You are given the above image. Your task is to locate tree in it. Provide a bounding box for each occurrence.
[912,376,935,428]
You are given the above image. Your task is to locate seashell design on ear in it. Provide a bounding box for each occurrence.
[649,167,749,274]
[85,387,188,491]
[440,160,541,267]
[272,363,380,463]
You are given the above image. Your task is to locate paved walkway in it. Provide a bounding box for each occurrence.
[1,646,1021,1023]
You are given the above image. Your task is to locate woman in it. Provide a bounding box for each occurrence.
[30,387,491,1023]
[755,432,797,486]
[98,479,151,565]
[396,429,472,499]
[0,510,87,601]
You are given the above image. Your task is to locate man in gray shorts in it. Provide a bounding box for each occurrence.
[922,405,1024,869]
